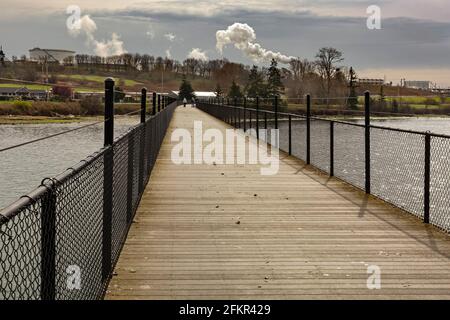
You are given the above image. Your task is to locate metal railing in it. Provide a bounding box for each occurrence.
[198,94,450,233]
[0,79,176,300]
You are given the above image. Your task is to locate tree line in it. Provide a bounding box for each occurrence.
[66,47,349,99]
[6,47,363,103]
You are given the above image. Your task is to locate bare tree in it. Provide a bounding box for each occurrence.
[315,47,344,99]
[289,58,316,98]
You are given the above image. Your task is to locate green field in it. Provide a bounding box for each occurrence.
[0,83,51,90]
[0,83,102,93]
[62,74,142,87]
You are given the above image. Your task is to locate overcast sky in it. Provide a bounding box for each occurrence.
[1,0,449,86]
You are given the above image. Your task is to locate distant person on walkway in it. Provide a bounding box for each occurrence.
[192,97,196,108]
[183,98,187,107]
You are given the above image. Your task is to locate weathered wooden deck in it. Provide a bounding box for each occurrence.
[106,105,450,300]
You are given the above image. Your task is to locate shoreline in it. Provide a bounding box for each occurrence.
[0,116,101,125]
[0,115,141,125]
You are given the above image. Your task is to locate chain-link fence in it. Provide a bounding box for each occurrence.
[198,98,450,234]
[0,102,176,300]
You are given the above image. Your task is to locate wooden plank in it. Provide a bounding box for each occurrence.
[106,106,450,300]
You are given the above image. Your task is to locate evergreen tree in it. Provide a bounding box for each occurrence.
[246,65,266,98]
[115,86,126,102]
[228,80,243,99]
[215,83,223,97]
[266,59,284,97]
[347,67,358,110]
[379,85,386,110]
[178,75,195,101]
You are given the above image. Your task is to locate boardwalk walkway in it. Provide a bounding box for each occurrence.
[106,106,450,300]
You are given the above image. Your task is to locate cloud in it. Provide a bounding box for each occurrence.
[216,22,295,64]
[187,48,208,61]
[164,33,176,42]
[68,14,126,57]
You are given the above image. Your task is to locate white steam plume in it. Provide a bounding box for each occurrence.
[216,22,294,64]
[187,48,209,61]
[164,33,176,42]
[68,15,126,57]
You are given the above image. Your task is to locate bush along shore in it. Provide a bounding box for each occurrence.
[0,99,141,117]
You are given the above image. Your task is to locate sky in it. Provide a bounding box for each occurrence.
[0,0,449,86]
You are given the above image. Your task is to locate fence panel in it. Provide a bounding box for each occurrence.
[334,123,365,189]
[371,128,425,218]
[278,115,289,154]
[55,152,105,300]
[111,133,130,269]
[310,119,330,173]
[0,200,42,300]
[289,116,307,161]
[431,136,450,231]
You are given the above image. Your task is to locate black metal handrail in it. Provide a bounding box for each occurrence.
[198,94,450,234]
[0,80,177,300]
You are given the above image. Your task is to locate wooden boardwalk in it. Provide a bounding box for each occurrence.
[106,106,450,300]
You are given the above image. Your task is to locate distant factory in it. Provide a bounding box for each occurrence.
[358,78,385,86]
[404,80,432,91]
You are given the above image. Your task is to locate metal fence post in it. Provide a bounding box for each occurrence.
[306,94,311,165]
[41,185,56,300]
[274,96,278,129]
[152,92,156,115]
[233,98,238,128]
[103,78,114,281]
[238,99,241,129]
[140,88,147,124]
[424,133,431,223]
[138,88,147,195]
[157,94,161,113]
[256,97,260,140]
[243,98,247,131]
[365,91,371,194]
[288,114,292,155]
[127,132,134,223]
[264,112,267,130]
[330,121,334,177]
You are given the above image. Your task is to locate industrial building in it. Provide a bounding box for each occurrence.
[29,48,75,64]
[404,80,432,90]
[358,78,385,86]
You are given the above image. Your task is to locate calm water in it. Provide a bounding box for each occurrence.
[0,117,140,209]
[353,117,450,135]
[1,116,450,210]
